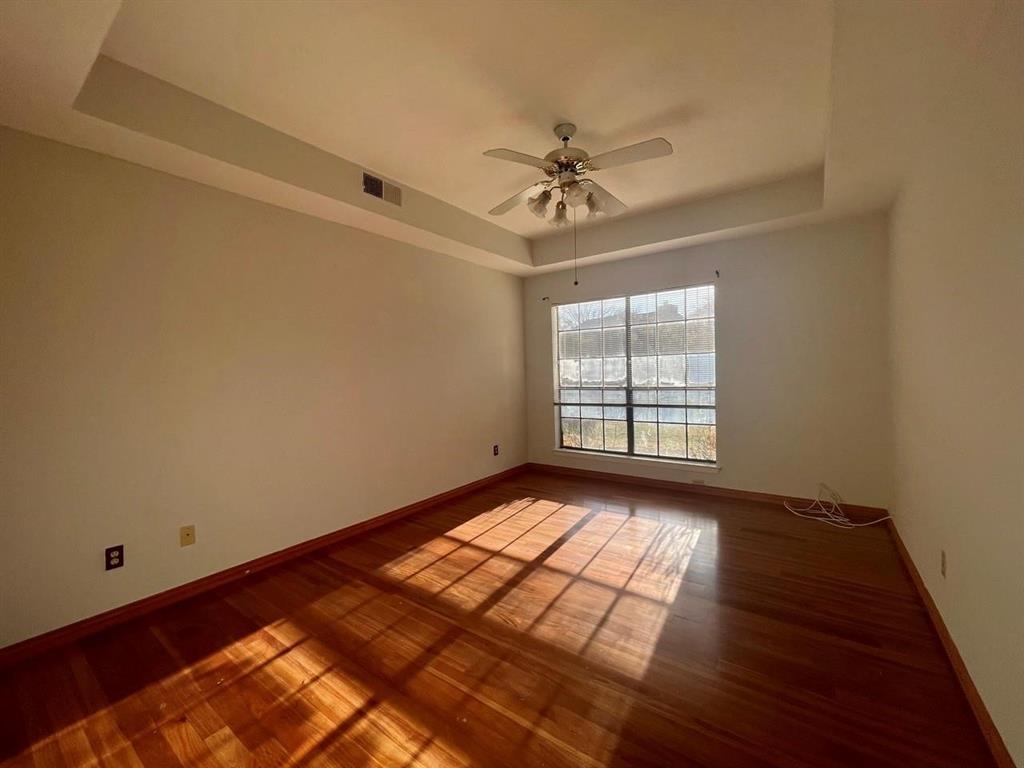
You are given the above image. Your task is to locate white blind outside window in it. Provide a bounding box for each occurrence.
[553,284,716,462]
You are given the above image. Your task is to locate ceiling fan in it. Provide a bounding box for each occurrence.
[483,123,673,225]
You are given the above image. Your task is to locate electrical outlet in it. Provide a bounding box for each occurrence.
[180,525,196,547]
[105,545,124,571]
[493,444,500,456]
[692,479,706,486]
[941,549,946,578]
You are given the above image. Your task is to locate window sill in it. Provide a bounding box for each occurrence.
[552,448,722,473]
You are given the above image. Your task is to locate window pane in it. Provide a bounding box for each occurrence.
[658,407,685,423]
[659,423,687,458]
[603,389,626,404]
[603,327,626,357]
[686,389,715,405]
[558,304,579,331]
[604,357,627,386]
[558,331,580,359]
[688,425,716,461]
[630,324,656,355]
[657,290,685,322]
[581,359,602,386]
[631,356,657,386]
[658,322,686,354]
[605,421,628,452]
[687,407,715,424]
[635,422,658,455]
[658,355,686,386]
[561,418,581,448]
[634,407,658,422]
[579,301,603,329]
[580,329,603,358]
[582,419,604,449]
[559,359,580,386]
[686,353,715,386]
[555,284,716,462]
[630,293,656,324]
[602,297,626,327]
[686,319,714,353]
[686,286,714,319]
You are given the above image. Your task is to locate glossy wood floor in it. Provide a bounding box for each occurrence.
[0,469,995,767]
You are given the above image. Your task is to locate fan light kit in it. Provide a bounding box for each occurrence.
[483,123,673,226]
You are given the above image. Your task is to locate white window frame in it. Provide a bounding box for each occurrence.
[551,283,717,464]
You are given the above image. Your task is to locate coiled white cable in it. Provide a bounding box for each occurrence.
[784,483,892,529]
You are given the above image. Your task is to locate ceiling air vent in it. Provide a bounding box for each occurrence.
[362,172,402,206]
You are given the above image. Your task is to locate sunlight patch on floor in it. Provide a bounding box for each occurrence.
[374,498,703,681]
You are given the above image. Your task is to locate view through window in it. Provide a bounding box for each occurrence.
[554,285,716,462]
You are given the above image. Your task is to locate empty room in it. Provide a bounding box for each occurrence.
[1,1,1021,766]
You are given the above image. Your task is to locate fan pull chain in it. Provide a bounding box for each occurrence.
[573,206,578,286]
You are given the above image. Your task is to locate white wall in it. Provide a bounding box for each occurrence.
[887,1,1024,761]
[0,127,526,649]
[524,213,893,509]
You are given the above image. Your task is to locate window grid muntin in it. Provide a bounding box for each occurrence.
[554,284,716,463]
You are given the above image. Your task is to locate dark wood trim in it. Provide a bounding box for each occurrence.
[887,520,1016,768]
[525,462,889,522]
[0,464,529,668]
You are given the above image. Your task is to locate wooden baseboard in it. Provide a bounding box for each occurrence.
[0,463,528,668]
[524,462,889,523]
[887,521,1016,768]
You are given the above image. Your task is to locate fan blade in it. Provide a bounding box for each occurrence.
[587,137,673,170]
[483,148,554,170]
[488,182,549,216]
[582,180,628,216]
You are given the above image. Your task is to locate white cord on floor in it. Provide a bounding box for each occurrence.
[784,483,892,529]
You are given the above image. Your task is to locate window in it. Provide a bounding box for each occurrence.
[554,285,716,463]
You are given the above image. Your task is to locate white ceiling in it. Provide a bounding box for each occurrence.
[101,0,833,238]
[0,0,999,274]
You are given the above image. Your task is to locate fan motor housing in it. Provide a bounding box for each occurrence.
[543,146,589,174]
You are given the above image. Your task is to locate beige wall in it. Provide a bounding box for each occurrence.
[0,127,526,649]
[524,213,894,509]
[887,1,1024,761]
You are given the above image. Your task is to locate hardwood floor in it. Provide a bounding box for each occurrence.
[0,469,995,767]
